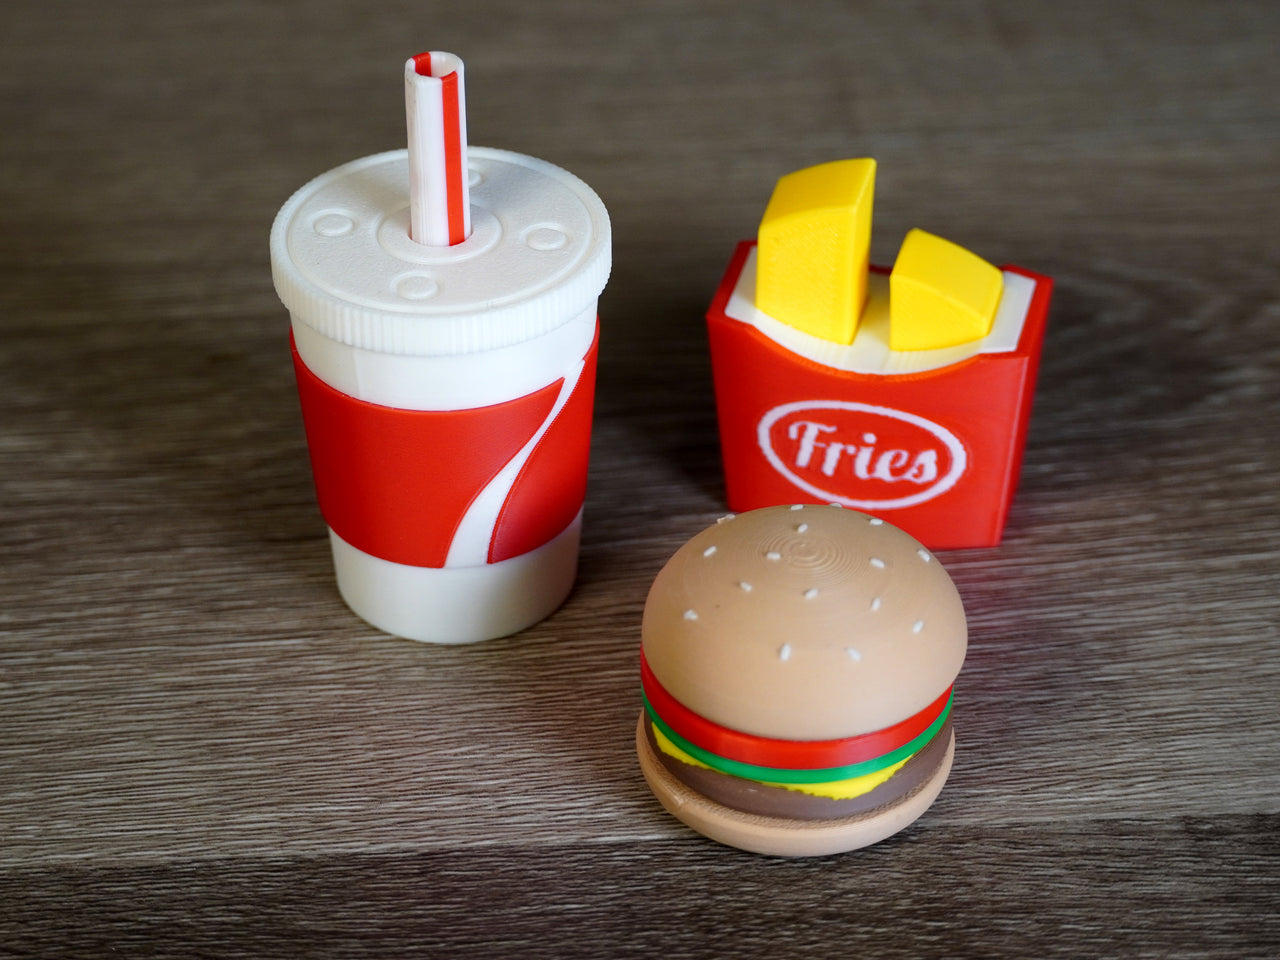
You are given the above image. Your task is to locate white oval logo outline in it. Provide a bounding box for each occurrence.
[757,400,967,510]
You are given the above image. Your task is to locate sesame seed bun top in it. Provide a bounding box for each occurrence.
[641,505,967,742]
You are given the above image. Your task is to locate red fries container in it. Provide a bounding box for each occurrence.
[707,242,1053,550]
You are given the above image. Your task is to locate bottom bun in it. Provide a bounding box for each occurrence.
[636,713,955,857]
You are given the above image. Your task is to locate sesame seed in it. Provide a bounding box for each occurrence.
[803,588,819,599]
[779,644,792,661]
[716,514,735,525]
[738,581,753,592]
[789,504,803,511]
[870,597,882,611]
[846,647,862,661]
[870,557,886,569]
[703,545,717,557]
[683,609,698,621]
[917,549,931,563]
[766,551,782,561]
[869,517,884,526]
[796,523,809,533]
[913,620,925,634]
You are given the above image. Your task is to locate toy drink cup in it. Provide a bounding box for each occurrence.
[270,53,611,642]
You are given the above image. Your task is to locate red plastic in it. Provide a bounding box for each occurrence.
[707,241,1052,550]
[292,325,598,568]
[489,330,599,563]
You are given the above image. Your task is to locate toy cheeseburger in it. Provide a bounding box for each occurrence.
[706,159,1052,549]
[636,505,966,856]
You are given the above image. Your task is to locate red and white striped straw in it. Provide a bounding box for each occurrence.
[405,51,471,246]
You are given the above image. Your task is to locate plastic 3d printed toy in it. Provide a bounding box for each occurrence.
[637,505,967,856]
[271,53,611,642]
[706,159,1052,549]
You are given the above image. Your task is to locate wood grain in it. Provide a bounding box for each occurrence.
[2,0,1278,955]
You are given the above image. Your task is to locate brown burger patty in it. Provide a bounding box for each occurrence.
[644,714,954,821]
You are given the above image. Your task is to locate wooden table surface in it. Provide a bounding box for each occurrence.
[2,1,1277,956]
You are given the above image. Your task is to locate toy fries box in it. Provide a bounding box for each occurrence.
[707,241,1052,549]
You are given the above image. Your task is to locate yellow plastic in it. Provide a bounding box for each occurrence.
[756,159,876,345]
[889,228,1004,351]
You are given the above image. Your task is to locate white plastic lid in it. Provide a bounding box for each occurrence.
[270,147,611,356]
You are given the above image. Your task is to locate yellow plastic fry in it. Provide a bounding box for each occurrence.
[889,228,1004,351]
[756,159,876,345]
